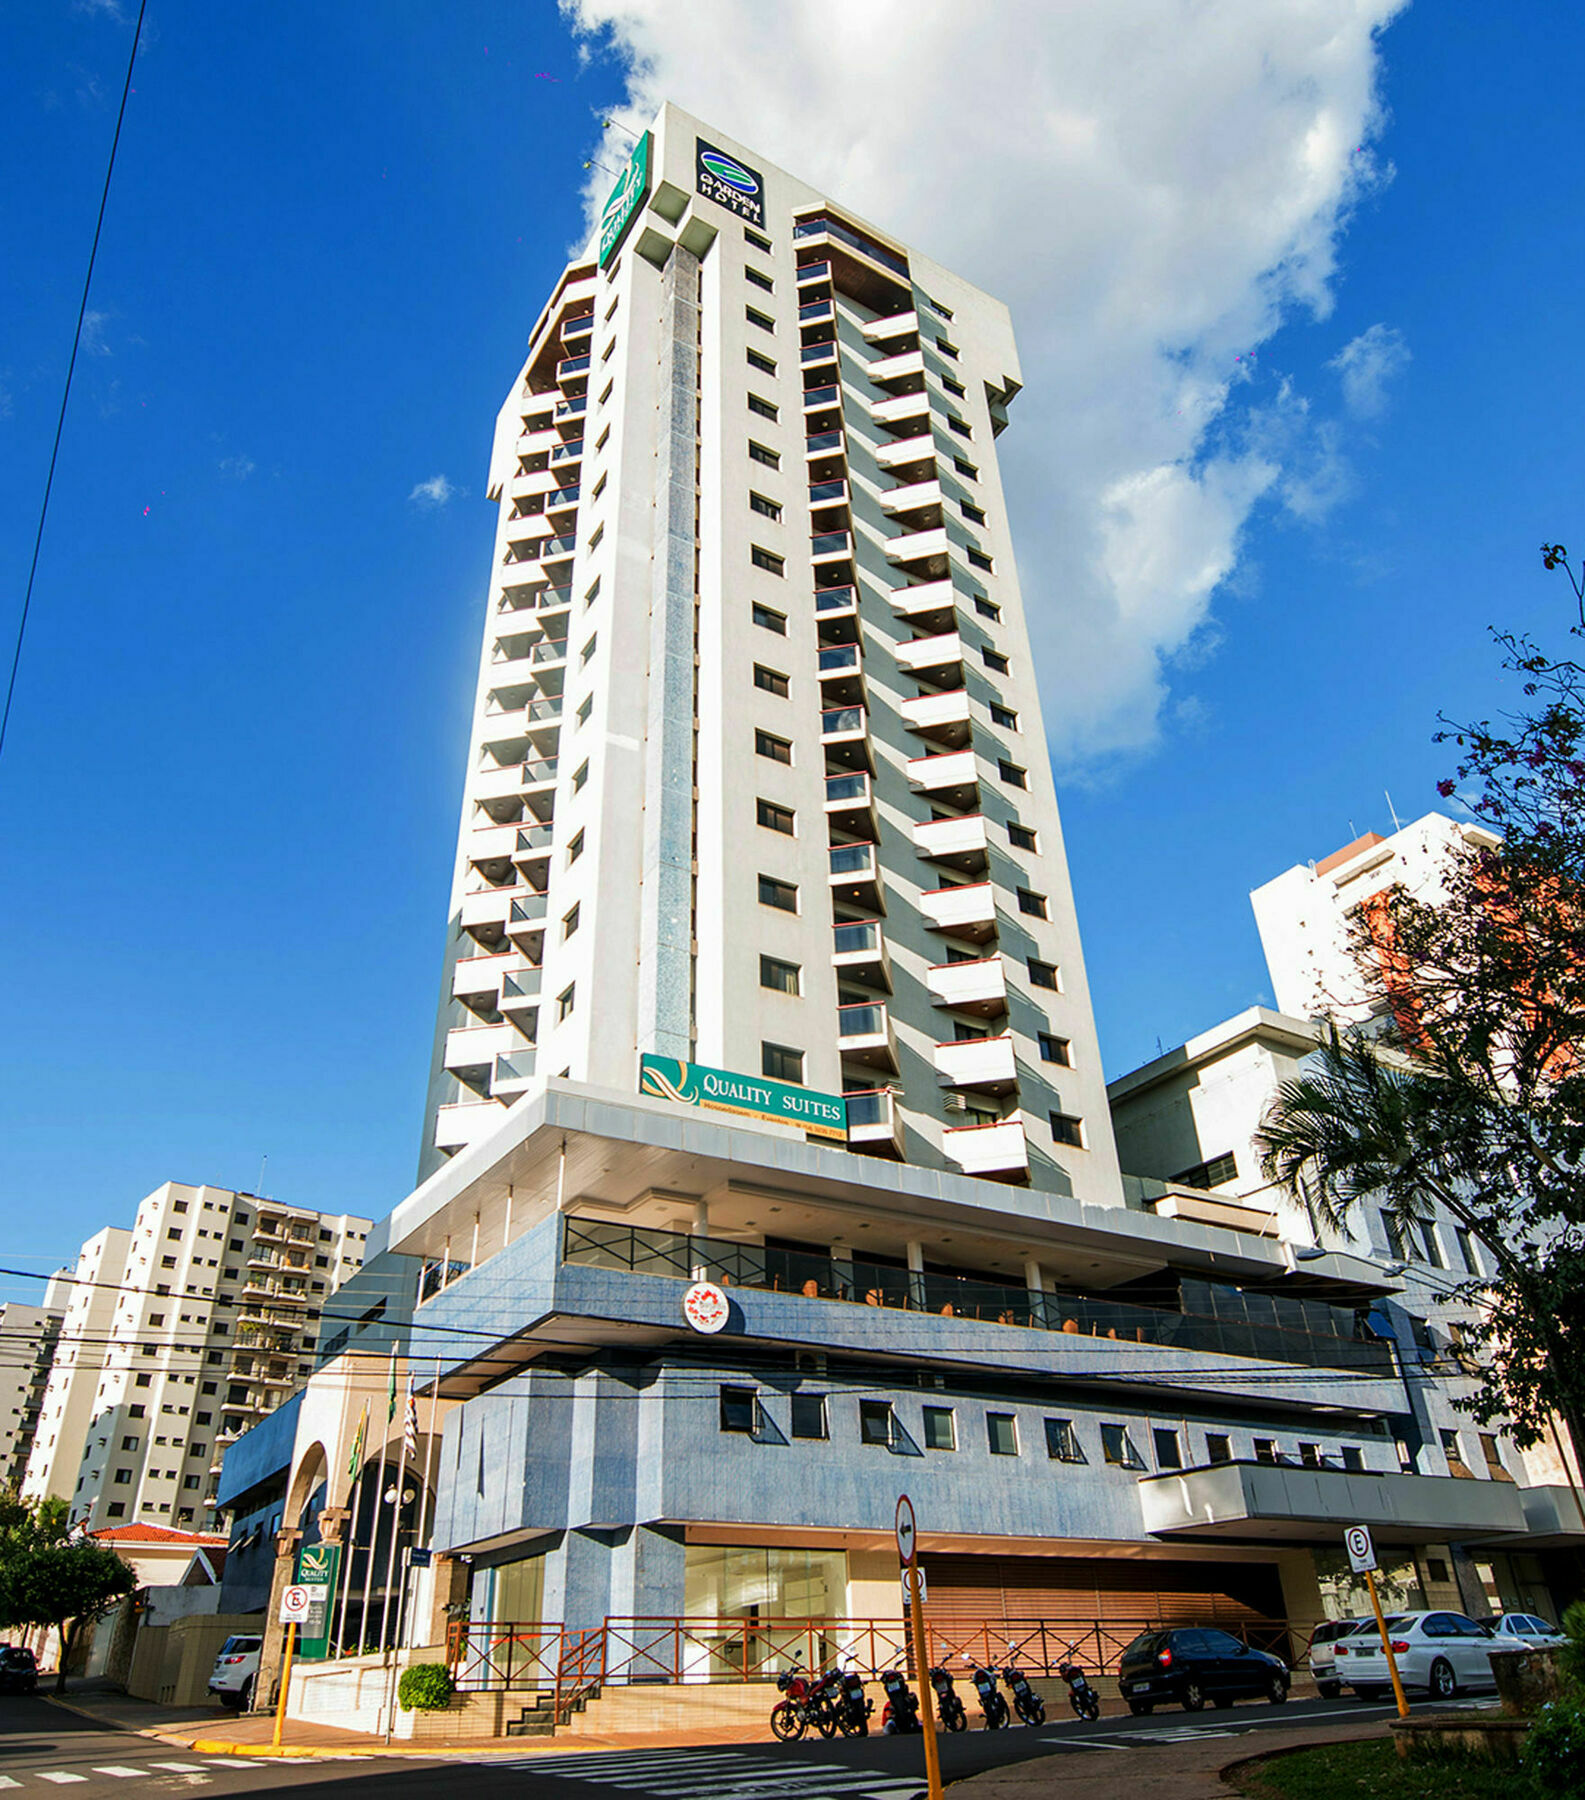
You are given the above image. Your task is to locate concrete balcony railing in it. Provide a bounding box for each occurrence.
[836,1003,898,1072]
[871,391,932,431]
[884,525,952,566]
[919,880,997,937]
[434,1099,506,1152]
[906,749,979,796]
[444,1021,524,1073]
[828,841,882,906]
[451,952,520,1003]
[881,477,944,517]
[458,888,514,933]
[843,1087,904,1155]
[934,1033,1018,1091]
[901,688,972,743]
[889,576,961,619]
[491,1049,539,1098]
[942,1114,1029,1178]
[913,813,990,869]
[874,431,935,469]
[894,631,963,678]
[817,642,861,680]
[861,309,919,342]
[498,967,542,1016]
[832,918,891,988]
[926,955,1007,1015]
[867,348,926,386]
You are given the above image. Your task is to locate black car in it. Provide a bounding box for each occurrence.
[0,1647,39,1694]
[1118,1627,1289,1714]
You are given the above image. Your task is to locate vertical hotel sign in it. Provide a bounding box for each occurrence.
[640,1055,847,1140]
[599,131,652,268]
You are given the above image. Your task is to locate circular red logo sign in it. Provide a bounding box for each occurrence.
[682,1281,730,1334]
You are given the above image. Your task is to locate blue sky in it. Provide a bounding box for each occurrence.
[2,3,1581,1286]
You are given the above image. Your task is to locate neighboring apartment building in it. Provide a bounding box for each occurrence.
[417,101,1120,1201]
[0,1292,67,1489]
[23,1184,370,1531]
[1251,812,1500,1024]
[222,111,1575,1690]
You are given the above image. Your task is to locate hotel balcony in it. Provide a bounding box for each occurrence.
[451,951,518,1006]
[491,1049,539,1099]
[478,707,535,755]
[881,477,944,518]
[549,437,584,468]
[798,295,835,326]
[919,879,998,941]
[444,1021,522,1074]
[795,259,832,287]
[466,823,519,869]
[498,966,542,1019]
[555,353,591,389]
[434,1098,507,1152]
[559,311,594,345]
[810,531,854,574]
[816,641,863,703]
[901,687,973,747]
[926,955,1008,1018]
[554,395,587,425]
[888,577,962,625]
[821,705,872,770]
[512,822,555,876]
[824,770,877,837]
[874,431,936,471]
[814,584,860,628]
[905,748,979,804]
[871,390,931,434]
[914,812,990,874]
[459,888,513,937]
[473,763,529,805]
[832,918,891,991]
[868,348,926,388]
[884,526,952,576]
[800,338,838,374]
[843,1087,905,1157]
[861,308,920,346]
[805,428,844,461]
[836,1003,899,1073]
[828,840,884,910]
[934,1032,1018,1093]
[506,890,549,950]
[942,1114,1030,1179]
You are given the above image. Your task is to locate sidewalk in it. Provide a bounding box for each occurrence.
[949,1718,1390,1799]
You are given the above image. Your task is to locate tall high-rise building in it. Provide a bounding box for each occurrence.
[419,104,1121,1203]
[0,1292,67,1490]
[22,1185,370,1530]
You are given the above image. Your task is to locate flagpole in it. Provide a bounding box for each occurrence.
[334,1401,368,1657]
[358,1352,396,1656]
[377,1378,413,1654]
[417,1356,442,1655]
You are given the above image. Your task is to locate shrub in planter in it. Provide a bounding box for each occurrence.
[1524,1697,1585,1796]
[397,1664,456,1713]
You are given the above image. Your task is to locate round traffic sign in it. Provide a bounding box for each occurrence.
[895,1494,917,1564]
[1344,1525,1376,1571]
[280,1584,311,1623]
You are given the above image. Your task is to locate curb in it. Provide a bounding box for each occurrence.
[185,1737,541,1759]
[1217,1728,1388,1791]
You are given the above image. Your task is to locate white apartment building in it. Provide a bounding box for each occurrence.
[0,1293,67,1490]
[1251,813,1500,1023]
[22,1184,370,1530]
[419,103,1121,1202]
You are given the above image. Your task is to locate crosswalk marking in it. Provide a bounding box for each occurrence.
[0,1778,21,1790]
[36,1776,88,1786]
[502,1747,923,1798]
[91,1770,150,1779]
[148,1765,209,1774]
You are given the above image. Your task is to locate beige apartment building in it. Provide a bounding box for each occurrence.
[0,1294,67,1489]
[22,1184,369,1530]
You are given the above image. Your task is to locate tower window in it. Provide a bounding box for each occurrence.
[752,602,787,635]
[758,875,798,913]
[756,799,796,835]
[1049,1112,1085,1148]
[761,1042,804,1083]
[751,545,786,576]
[759,956,801,995]
[754,664,789,697]
[755,729,793,764]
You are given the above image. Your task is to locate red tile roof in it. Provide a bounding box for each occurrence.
[90,1523,229,1547]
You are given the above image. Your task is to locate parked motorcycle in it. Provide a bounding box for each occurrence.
[1002,1663,1046,1726]
[879,1663,922,1734]
[928,1666,968,1732]
[837,1667,872,1737]
[970,1664,1010,1729]
[771,1660,822,1740]
[1057,1644,1101,1722]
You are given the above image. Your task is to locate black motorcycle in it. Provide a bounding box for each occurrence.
[928,1666,968,1732]
[880,1663,922,1734]
[1057,1646,1101,1722]
[971,1664,1010,1729]
[1002,1663,1046,1726]
[837,1667,872,1737]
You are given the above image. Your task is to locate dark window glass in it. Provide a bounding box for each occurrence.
[752,602,787,634]
[755,729,793,764]
[922,1406,956,1451]
[987,1412,1019,1456]
[1028,958,1060,991]
[719,1386,758,1434]
[757,798,795,835]
[762,1041,804,1083]
[790,1393,827,1440]
[1044,1418,1084,1462]
[758,874,798,912]
[759,955,800,994]
[859,1400,894,1446]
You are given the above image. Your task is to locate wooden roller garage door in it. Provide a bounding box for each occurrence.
[920,1555,1286,1631]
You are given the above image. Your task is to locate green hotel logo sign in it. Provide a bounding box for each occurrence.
[292,1541,340,1661]
[599,131,652,268]
[640,1055,847,1140]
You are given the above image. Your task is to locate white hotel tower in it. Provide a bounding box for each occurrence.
[419,104,1121,1206]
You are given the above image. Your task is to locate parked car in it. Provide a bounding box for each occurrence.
[1336,1610,1497,1701]
[0,1646,39,1694]
[207,1635,262,1710]
[1482,1612,1566,1649]
[1118,1627,1289,1714]
[1307,1618,1372,1699]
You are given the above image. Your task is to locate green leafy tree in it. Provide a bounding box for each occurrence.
[1256,560,1585,1464]
[0,1495,135,1692]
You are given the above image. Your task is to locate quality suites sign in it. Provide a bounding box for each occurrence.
[640,1055,847,1140]
[599,131,652,268]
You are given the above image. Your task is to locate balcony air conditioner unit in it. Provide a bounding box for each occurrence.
[943,1094,968,1113]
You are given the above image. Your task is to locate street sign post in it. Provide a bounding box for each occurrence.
[1345,1525,1408,1718]
[896,1496,941,1800]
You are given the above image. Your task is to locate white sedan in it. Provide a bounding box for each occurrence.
[1335,1611,1497,1701]
[1483,1612,1566,1649]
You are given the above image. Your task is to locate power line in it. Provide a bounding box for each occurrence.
[0,0,147,766]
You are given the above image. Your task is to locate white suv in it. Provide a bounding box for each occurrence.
[207,1635,262,1710]
[1307,1618,1371,1699]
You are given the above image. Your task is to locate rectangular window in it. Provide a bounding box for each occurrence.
[922,1406,956,1451]
[1037,1033,1073,1067]
[1172,1152,1239,1189]
[1017,888,1048,919]
[745,226,773,253]
[760,955,801,994]
[566,829,585,865]
[585,573,602,604]
[1479,1433,1508,1478]
[859,1400,894,1447]
[748,393,779,421]
[982,647,1010,673]
[1101,1423,1144,1468]
[557,984,576,1022]
[749,491,783,521]
[936,338,959,360]
[990,703,1018,729]
[1453,1227,1481,1275]
[595,423,611,450]
[758,874,798,912]
[974,597,1000,620]
[754,663,790,696]
[719,1385,758,1434]
[1049,1112,1085,1148]
[999,759,1027,789]
[790,1392,828,1439]
[1044,1418,1084,1462]
[955,456,978,479]
[762,1041,804,1083]
[1341,1445,1364,1472]
[987,1412,1019,1457]
[573,758,589,792]
[1299,1442,1321,1469]
[1416,1218,1446,1268]
[1207,1432,1233,1464]
[967,549,993,573]
[745,265,775,293]
[597,379,613,405]
[1007,822,1037,852]
[576,695,593,727]
[755,728,793,764]
[948,418,972,439]
[562,904,580,939]
[757,798,795,836]
[113,1468,131,1484]
[1253,1438,1278,1464]
[751,545,786,575]
[580,634,597,666]
[746,306,775,332]
[1153,1427,1183,1470]
[1028,958,1060,992]
[746,347,777,377]
[942,374,967,398]
[961,500,987,525]
[749,440,781,469]
[587,523,604,552]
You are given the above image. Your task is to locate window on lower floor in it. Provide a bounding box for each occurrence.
[1044,1417,1084,1462]
[1038,1033,1073,1067]
[1253,1438,1278,1465]
[790,1393,828,1440]
[1207,1433,1233,1464]
[1479,1433,1511,1479]
[1007,822,1037,852]
[859,1400,895,1447]
[762,1041,804,1083]
[1016,888,1048,918]
[1101,1423,1145,1468]
[754,663,790,697]
[755,728,793,764]
[757,798,796,835]
[1172,1152,1238,1189]
[557,984,576,1022]
[758,874,798,912]
[1049,1112,1085,1148]
[1152,1427,1182,1470]
[922,1406,956,1451]
[1299,1442,1322,1469]
[719,1386,759,1434]
[998,759,1027,789]
[1028,958,1060,992]
[760,955,801,995]
[1340,1445,1365,1472]
[751,545,786,576]
[752,601,787,634]
[987,1412,1019,1456]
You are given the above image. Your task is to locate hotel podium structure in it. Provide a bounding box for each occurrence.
[222,109,1577,1698]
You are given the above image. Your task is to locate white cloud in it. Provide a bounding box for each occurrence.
[408,474,460,509]
[80,309,111,356]
[219,454,256,480]
[561,0,1404,762]
[1330,322,1411,419]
